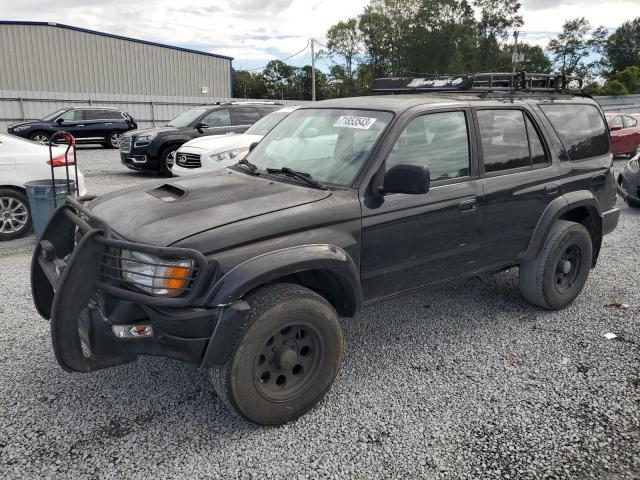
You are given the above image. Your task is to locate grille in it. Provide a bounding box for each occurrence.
[120,136,132,153]
[175,153,202,169]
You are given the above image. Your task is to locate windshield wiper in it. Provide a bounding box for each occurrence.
[237,158,260,175]
[266,167,327,190]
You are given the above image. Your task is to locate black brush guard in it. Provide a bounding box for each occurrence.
[31,196,213,372]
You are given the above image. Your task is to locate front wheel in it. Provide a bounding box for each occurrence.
[519,220,592,310]
[105,131,122,149]
[0,188,32,241]
[159,146,178,177]
[210,283,344,425]
[29,132,50,144]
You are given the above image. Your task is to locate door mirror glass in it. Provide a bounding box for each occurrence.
[382,163,430,195]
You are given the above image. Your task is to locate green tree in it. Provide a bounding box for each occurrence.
[325,18,362,83]
[547,17,607,78]
[604,79,629,96]
[516,44,552,73]
[260,60,298,99]
[232,70,267,99]
[607,18,640,74]
[609,66,640,94]
[474,0,523,70]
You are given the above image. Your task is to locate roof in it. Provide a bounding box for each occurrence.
[312,92,593,114]
[0,20,233,61]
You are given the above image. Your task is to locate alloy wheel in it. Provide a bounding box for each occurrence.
[0,196,29,234]
[31,134,48,144]
[253,323,322,402]
[110,132,121,148]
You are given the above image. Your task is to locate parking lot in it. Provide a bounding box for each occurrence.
[0,149,639,479]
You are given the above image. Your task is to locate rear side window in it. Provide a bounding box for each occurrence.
[610,116,623,128]
[478,110,530,172]
[83,109,107,120]
[540,104,609,160]
[623,116,637,128]
[233,107,261,125]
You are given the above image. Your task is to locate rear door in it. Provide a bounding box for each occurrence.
[623,115,640,154]
[360,107,485,301]
[475,106,555,267]
[608,115,626,154]
[82,109,111,141]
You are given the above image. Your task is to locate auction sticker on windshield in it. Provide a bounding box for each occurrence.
[333,116,377,129]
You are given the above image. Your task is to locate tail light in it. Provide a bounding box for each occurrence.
[48,148,76,166]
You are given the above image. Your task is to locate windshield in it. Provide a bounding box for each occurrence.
[245,110,292,136]
[42,109,67,121]
[167,108,208,128]
[247,108,393,186]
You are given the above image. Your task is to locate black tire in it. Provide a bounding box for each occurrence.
[159,146,179,177]
[0,188,32,241]
[105,131,122,149]
[519,220,592,310]
[29,131,50,144]
[626,197,640,208]
[210,283,344,425]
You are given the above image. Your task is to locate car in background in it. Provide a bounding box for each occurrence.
[605,113,640,156]
[171,106,299,176]
[616,152,640,208]
[7,107,137,149]
[0,133,86,240]
[119,102,283,176]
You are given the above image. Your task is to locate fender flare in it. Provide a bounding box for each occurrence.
[205,244,363,314]
[522,190,602,262]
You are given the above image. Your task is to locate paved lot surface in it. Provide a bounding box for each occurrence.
[1,149,639,479]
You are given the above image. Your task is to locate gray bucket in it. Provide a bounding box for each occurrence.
[25,179,76,238]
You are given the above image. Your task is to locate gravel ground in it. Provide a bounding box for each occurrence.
[0,149,638,479]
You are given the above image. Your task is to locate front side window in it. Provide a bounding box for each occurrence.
[167,107,208,128]
[387,111,470,181]
[540,104,609,160]
[201,109,231,128]
[623,116,637,128]
[610,116,624,129]
[60,110,81,122]
[478,110,530,172]
[247,108,393,186]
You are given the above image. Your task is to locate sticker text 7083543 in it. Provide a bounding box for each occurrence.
[333,116,377,130]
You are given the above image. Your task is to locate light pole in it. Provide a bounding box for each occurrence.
[310,38,316,101]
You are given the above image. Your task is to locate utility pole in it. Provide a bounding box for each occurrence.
[310,38,316,102]
[512,30,519,74]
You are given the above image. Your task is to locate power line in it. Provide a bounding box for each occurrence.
[241,40,310,72]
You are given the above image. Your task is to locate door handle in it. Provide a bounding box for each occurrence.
[545,184,559,196]
[459,199,477,212]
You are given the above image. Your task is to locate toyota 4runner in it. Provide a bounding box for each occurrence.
[31,73,620,425]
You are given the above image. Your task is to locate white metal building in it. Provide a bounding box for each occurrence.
[0,21,232,98]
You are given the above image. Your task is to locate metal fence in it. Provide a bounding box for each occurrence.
[0,90,309,131]
[1,91,638,132]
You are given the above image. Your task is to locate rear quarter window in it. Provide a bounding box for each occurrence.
[539,104,610,160]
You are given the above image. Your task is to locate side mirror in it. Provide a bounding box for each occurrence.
[56,117,64,125]
[249,141,259,153]
[194,122,208,132]
[610,125,622,132]
[380,163,430,195]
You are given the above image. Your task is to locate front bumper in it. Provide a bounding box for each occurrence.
[30,197,247,372]
[119,137,160,169]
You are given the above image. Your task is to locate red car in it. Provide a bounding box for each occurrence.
[606,113,640,156]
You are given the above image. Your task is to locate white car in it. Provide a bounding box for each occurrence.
[171,106,299,176]
[0,133,87,240]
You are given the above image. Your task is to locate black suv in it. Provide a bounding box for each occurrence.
[7,107,136,148]
[32,73,619,426]
[119,102,282,175]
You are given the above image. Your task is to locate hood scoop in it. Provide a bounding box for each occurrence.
[148,184,186,202]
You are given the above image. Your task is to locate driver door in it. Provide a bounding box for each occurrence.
[198,109,231,137]
[360,109,485,301]
[56,109,87,139]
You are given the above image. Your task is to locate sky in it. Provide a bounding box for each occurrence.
[1,0,638,71]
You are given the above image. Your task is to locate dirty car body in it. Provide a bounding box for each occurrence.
[31,80,620,423]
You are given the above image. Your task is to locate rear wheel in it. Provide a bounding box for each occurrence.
[159,146,178,177]
[0,188,32,241]
[29,132,49,144]
[210,283,344,425]
[519,220,592,310]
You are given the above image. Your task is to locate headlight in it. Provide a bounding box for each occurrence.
[120,250,194,297]
[12,125,31,132]
[134,133,157,147]
[209,147,249,162]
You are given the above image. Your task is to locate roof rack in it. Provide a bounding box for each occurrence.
[370,72,584,94]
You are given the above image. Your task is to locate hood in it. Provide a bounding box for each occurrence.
[180,134,263,152]
[8,120,41,129]
[123,126,178,137]
[90,170,332,246]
